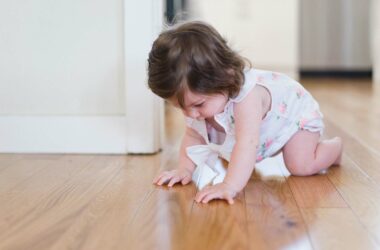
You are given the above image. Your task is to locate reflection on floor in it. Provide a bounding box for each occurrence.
[1,78,380,250]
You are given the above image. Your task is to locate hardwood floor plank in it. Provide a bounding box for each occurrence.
[324,119,380,185]
[0,154,67,173]
[125,184,196,250]
[184,191,248,250]
[302,80,380,247]
[1,79,379,249]
[273,153,348,209]
[47,155,165,250]
[122,152,197,250]
[324,155,380,245]
[287,175,347,208]
[0,156,128,250]
[48,150,191,250]
[301,208,378,250]
[53,107,189,250]
[0,154,24,171]
[0,155,95,231]
[245,158,313,250]
[0,159,55,193]
[19,154,66,161]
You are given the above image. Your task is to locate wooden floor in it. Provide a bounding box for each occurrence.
[1,78,380,250]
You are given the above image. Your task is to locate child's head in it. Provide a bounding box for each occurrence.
[148,21,250,114]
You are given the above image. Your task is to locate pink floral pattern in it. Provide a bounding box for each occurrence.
[272,73,280,81]
[256,155,264,162]
[312,110,321,118]
[297,118,309,129]
[264,138,273,148]
[278,102,287,114]
[257,76,264,83]
[257,138,274,161]
[296,88,305,99]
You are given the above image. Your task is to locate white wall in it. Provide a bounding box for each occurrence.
[189,0,299,79]
[0,0,124,115]
[0,0,164,153]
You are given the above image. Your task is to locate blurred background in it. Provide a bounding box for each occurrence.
[0,0,378,154]
[167,0,376,80]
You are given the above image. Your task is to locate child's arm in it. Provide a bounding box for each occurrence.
[195,86,263,204]
[153,126,206,187]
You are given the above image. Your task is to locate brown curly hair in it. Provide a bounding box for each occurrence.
[147,21,251,108]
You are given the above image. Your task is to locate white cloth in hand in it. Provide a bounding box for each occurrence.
[186,144,227,190]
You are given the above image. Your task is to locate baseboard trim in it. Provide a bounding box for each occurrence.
[0,115,128,154]
[300,69,372,78]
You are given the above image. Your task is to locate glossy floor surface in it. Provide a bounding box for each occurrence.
[1,78,380,250]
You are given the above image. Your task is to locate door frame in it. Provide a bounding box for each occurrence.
[124,0,164,153]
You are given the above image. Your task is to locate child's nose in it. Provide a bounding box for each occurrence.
[185,108,200,119]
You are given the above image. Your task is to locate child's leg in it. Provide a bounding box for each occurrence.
[282,130,343,176]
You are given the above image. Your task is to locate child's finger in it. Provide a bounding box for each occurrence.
[195,187,213,202]
[157,177,170,186]
[156,173,173,185]
[153,170,171,184]
[220,189,235,204]
[181,175,192,185]
[194,192,205,203]
[153,173,167,185]
[168,176,181,187]
[226,196,235,205]
[201,191,222,203]
[153,173,165,184]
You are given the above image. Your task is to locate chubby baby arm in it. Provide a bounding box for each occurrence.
[153,126,205,187]
[195,86,264,204]
[193,138,259,204]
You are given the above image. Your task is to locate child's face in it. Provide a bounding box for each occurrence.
[169,90,228,120]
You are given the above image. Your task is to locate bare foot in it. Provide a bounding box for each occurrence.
[333,137,343,165]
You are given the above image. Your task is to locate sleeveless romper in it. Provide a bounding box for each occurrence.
[186,68,324,189]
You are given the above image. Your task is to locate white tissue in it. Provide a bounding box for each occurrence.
[191,158,227,190]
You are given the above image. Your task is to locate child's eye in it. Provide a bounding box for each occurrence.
[194,102,204,108]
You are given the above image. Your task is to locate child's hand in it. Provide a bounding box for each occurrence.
[153,168,193,187]
[194,182,238,205]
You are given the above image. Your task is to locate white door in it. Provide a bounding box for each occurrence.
[0,0,164,154]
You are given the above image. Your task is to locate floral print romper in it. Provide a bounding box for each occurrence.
[185,68,324,188]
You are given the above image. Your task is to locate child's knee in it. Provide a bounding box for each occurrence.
[284,158,316,176]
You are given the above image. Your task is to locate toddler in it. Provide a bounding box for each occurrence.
[148,21,343,204]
